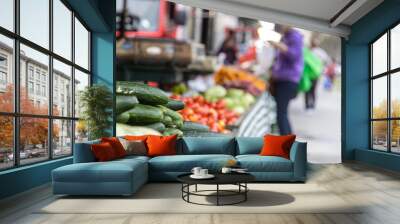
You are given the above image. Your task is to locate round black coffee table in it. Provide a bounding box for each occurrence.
[177,173,255,206]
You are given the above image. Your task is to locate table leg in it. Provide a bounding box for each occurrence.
[217,184,219,206]
[245,183,247,201]
[187,184,190,202]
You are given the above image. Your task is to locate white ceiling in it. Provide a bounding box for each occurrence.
[226,0,352,22]
[169,0,384,37]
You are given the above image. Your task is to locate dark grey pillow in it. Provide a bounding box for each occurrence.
[119,138,147,156]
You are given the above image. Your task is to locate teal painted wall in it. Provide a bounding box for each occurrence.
[0,0,116,200]
[0,158,72,199]
[343,0,400,170]
[92,33,115,136]
[91,0,116,135]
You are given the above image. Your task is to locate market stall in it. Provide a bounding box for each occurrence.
[115,65,277,137]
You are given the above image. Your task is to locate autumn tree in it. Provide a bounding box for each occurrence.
[0,85,59,153]
[372,99,400,143]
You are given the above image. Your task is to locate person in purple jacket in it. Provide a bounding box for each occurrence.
[269,25,304,135]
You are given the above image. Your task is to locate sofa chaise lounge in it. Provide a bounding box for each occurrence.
[52,137,307,196]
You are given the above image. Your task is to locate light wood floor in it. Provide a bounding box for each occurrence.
[1,162,400,224]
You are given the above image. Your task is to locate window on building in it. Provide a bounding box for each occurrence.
[0,54,7,88]
[371,23,400,154]
[0,55,7,67]
[0,71,6,85]
[35,83,41,95]
[28,81,34,94]
[42,85,46,97]
[35,70,41,81]
[0,0,91,170]
[0,34,13,114]
[28,67,34,80]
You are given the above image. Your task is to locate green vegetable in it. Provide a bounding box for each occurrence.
[181,121,210,132]
[116,81,169,105]
[158,105,183,122]
[172,83,188,95]
[226,88,245,98]
[116,123,161,136]
[161,115,174,127]
[118,104,164,124]
[166,99,185,111]
[116,95,139,114]
[204,85,227,102]
[163,128,183,137]
[174,119,184,129]
[116,111,130,123]
[232,106,246,114]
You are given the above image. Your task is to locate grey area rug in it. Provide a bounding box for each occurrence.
[38,183,362,214]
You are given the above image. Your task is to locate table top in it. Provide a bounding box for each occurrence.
[177,172,255,185]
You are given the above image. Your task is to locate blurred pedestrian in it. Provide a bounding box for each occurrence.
[269,25,304,135]
[218,29,238,65]
[305,35,331,112]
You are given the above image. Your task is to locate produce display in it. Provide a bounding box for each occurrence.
[172,95,239,133]
[204,86,256,114]
[214,66,267,96]
[116,82,227,137]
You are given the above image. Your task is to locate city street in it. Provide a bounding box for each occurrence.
[290,78,341,164]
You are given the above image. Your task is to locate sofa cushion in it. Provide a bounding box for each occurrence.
[73,140,100,163]
[149,154,235,172]
[101,137,127,158]
[260,134,296,159]
[236,155,293,172]
[53,158,147,183]
[235,137,263,155]
[146,135,177,157]
[91,142,118,162]
[178,137,235,155]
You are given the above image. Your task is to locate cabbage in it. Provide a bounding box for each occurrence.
[232,106,246,114]
[205,85,227,102]
[226,88,245,98]
[243,93,256,104]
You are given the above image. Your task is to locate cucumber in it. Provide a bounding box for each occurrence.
[181,121,210,132]
[161,115,174,127]
[174,119,184,129]
[163,128,183,137]
[166,99,185,111]
[119,104,164,124]
[158,105,183,122]
[143,122,166,132]
[117,111,130,123]
[116,95,138,114]
[116,81,169,105]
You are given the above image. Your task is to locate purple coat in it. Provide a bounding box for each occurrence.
[271,29,304,83]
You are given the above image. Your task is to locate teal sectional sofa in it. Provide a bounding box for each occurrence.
[52,137,307,196]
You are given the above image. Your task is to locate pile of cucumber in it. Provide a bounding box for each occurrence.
[116,82,212,137]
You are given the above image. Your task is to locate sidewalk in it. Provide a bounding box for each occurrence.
[289,79,341,164]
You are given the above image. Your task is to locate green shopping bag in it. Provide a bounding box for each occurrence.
[299,48,323,92]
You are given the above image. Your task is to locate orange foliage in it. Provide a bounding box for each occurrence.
[0,85,59,150]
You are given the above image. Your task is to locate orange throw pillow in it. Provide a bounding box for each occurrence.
[101,137,126,158]
[260,134,296,159]
[146,135,177,157]
[124,135,149,141]
[91,142,117,162]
